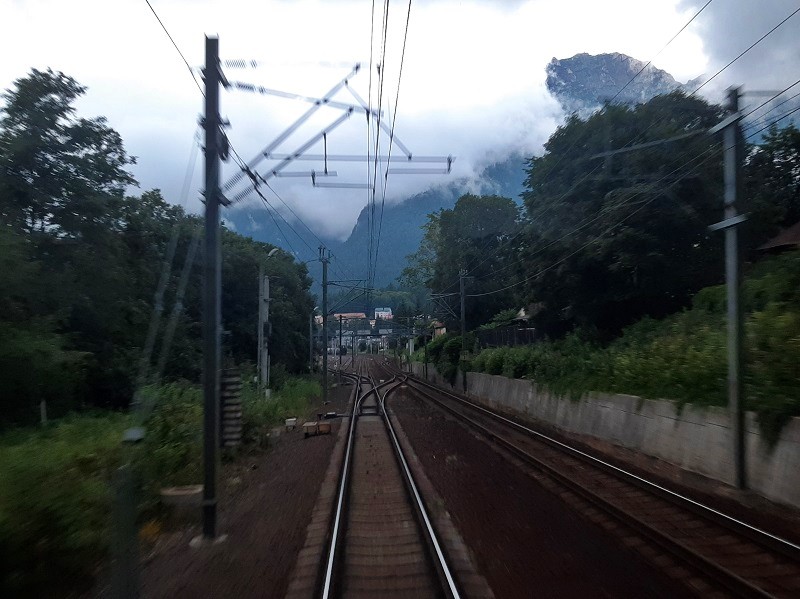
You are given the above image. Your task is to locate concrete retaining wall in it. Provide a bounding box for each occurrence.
[411,362,800,509]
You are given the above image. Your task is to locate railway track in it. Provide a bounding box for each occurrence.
[320,359,460,598]
[389,364,800,598]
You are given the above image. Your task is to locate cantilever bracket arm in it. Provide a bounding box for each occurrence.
[223,65,362,192]
[230,110,354,204]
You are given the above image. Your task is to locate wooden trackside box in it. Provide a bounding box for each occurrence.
[303,421,332,437]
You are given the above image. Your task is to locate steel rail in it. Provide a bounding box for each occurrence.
[380,378,461,599]
[319,371,397,599]
[320,373,361,599]
[402,373,800,558]
[400,374,797,598]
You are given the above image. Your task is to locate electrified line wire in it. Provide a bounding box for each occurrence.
[374,0,412,282]
[693,6,800,95]
[466,101,793,299]
[609,0,713,105]
[369,0,391,289]
[143,0,204,95]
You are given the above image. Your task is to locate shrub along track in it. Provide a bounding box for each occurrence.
[393,366,800,598]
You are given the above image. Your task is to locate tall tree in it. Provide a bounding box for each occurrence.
[520,92,726,336]
[403,194,521,330]
[0,68,135,236]
[743,123,800,251]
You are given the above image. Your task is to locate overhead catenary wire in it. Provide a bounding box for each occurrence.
[236,157,354,281]
[692,6,800,96]
[366,0,378,296]
[431,1,721,296]
[373,0,412,283]
[143,0,203,95]
[261,178,356,281]
[608,0,714,105]
[440,26,800,299]
[368,0,391,291]
[466,97,796,299]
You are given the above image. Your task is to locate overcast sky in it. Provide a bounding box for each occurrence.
[1,0,798,240]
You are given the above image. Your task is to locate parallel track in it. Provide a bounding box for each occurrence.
[392,365,800,598]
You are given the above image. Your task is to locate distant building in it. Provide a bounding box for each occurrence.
[759,221,800,254]
[432,320,447,337]
[333,312,367,325]
[374,307,393,320]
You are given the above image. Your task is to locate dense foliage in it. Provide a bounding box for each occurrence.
[401,194,521,330]
[404,93,800,341]
[520,93,727,336]
[0,69,315,426]
[0,375,320,596]
[469,251,800,443]
[403,92,800,435]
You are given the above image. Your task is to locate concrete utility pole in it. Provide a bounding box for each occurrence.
[258,248,278,396]
[709,86,747,489]
[309,312,314,373]
[257,265,264,390]
[459,269,468,392]
[423,314,429,380]
[338,315,343,383]
[320,246,329,404]
[202,35,224,540]
[259,272,271,396]
[722,87,746,489]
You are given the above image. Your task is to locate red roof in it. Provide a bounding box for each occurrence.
[759,221,800,252]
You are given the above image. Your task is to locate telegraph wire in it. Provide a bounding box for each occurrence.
[143,0,204,95]
[369,0,391,289]
[534,3,799,215]
[692,6,800,96]
[466,97,797,299]
[742,88,800,136]
[373,0,412,284]
[528,0,715,194]
[448,29,800,298]
[609,0,713,105]
[746,103,800,139]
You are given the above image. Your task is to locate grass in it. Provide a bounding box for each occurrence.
[0,374,320,597]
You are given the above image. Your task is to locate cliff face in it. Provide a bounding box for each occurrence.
[546,52,696,116]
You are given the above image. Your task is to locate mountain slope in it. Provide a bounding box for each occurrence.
[224,154,528,289]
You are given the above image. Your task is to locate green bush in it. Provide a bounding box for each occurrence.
[241,377,320,444]
[0,414,128,595]
[138,382,203,496]
[470,289,800,442]
[746,303,800,445]
[0,374,321,596]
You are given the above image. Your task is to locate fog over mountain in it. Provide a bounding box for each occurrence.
[230,47,799,291]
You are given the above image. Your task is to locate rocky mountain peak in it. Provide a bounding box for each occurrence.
[546,52,691,117]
